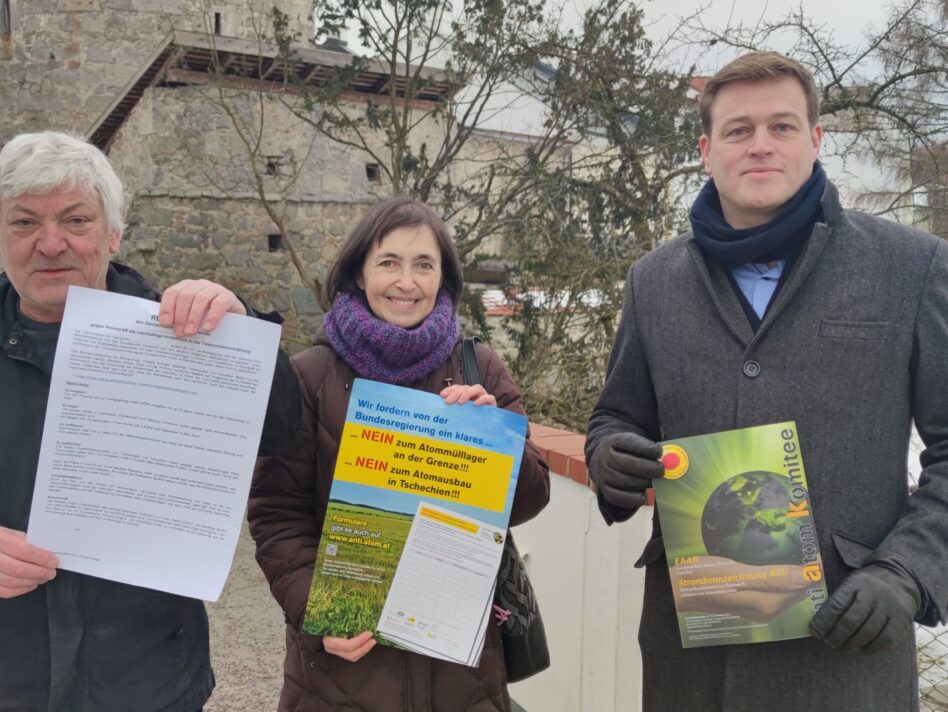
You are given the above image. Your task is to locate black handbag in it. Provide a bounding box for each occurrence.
[461,337,551,682]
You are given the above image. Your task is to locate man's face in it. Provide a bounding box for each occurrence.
[0,186,121,323]
[699,76,823,229]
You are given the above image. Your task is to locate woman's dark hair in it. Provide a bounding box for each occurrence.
[325,195,464,309]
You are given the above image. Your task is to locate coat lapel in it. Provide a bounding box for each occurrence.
[751,223,832,344]
[753,182,843,343]
[685,239,754,348]
[684,182,841,349]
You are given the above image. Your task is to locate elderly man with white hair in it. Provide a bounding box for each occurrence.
[0,131,300,712]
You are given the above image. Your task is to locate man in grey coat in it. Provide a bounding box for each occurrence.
[585,51,948,711]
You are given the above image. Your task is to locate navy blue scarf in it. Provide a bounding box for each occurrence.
[690,162,827,269]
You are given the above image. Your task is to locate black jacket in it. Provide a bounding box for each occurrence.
[0,263,300,712]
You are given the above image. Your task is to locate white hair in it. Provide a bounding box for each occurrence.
[0,131,125,237]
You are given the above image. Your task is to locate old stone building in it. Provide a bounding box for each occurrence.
[0,0,463,344]
[0,1,310,135]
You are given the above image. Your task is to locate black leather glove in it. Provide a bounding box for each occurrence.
[590,431,664,509]
[810,560,921,653]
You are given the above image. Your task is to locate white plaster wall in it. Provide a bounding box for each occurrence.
[458,77,551,139]
[819,129,917,225]
[506,473,653,712]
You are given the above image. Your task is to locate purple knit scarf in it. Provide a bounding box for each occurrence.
[324,288,460,385]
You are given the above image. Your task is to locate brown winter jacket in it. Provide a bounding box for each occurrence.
[249,332,551,712]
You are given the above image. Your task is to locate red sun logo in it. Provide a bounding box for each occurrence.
[661,445,689,480]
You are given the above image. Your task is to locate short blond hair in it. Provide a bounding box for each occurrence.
[699,52,820,134]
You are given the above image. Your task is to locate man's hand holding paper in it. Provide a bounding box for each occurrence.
[0,527,58,599]
[158,278,247,337]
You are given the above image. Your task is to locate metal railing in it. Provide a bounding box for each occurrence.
[919,623,948,711]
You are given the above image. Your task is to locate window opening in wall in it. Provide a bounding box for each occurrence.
[214,12,222,35]
[365,163,380,182]
[267,233,283,252]
[265,158,278,176]
[1,1,12,36]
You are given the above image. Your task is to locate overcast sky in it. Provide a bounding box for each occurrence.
[639,0,888,42]
[629,0,904,201]
[582,0,894,74]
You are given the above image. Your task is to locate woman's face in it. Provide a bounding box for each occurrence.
[358,224,442,328]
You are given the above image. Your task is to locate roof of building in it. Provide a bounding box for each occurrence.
[688,77,709,93]
[88,30,458,152]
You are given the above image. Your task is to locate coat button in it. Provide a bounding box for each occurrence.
[310,660,317,668]
[742,360,761,378]
[7,338,16,346]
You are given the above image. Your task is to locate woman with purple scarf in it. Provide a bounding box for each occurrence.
[248,196,551,712]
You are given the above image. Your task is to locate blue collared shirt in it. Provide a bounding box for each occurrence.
[731,260,784,319]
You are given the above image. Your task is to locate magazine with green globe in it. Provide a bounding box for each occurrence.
[653,421,828,648]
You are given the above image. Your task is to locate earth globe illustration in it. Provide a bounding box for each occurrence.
[701,470,802,565]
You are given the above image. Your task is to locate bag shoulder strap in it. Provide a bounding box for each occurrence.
[461,336,482,387]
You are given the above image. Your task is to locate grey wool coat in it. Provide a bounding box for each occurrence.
[585,182,948,712]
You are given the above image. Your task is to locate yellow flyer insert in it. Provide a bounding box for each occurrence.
[304,378,527,666]
[653,422,829,648]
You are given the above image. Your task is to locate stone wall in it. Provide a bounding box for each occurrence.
[107,85,403,204]
[0,0,313,142]
[101,82,465,347]
[121,194,368,349]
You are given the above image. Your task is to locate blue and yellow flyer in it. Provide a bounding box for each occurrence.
[304,378,527,666]
[653,422,828,648]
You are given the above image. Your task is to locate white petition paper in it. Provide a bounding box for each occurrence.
[26,286,280,600]
[376,501,504,666]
